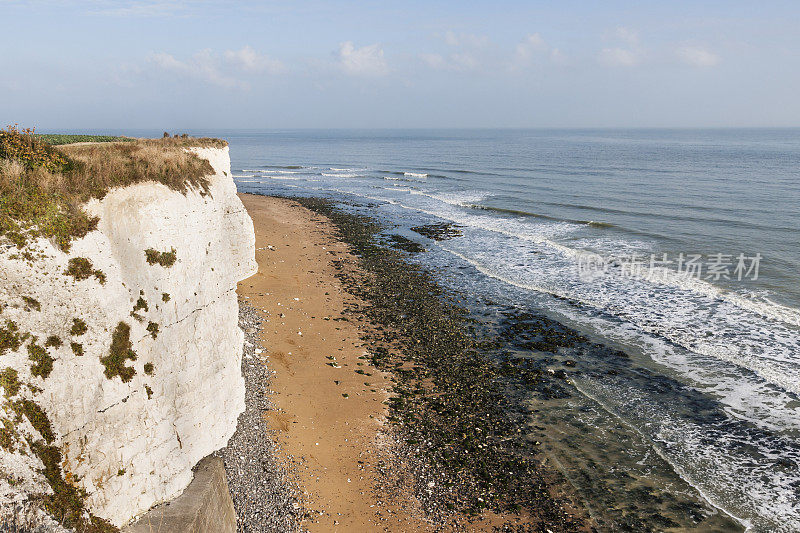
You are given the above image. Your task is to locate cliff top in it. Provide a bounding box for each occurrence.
[33,133,228,148]
[0,126,227,253]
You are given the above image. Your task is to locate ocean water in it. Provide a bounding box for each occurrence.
[220,129,800,531]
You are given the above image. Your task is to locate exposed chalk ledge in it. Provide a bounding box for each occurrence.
[122,455,236,533]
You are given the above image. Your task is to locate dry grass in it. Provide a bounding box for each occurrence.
[0,127,225,251]
[60,141,213,198]
[149,135,228,149]
[34,134,133,145]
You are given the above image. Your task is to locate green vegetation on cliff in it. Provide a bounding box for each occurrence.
[0,127,230,531]
[34,134,133,146]
[0,125,225,251]
[101,322,138,383]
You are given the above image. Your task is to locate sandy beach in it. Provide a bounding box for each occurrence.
[236,194,432,532]
[234,193,583,532]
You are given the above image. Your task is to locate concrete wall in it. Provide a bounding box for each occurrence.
[123,456,236,533]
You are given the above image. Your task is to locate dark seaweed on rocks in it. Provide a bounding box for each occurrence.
[410,222,463,241]
[384,234,425,254]
[287,196,582,531]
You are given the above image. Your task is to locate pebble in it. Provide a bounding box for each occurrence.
[214,301,301,532]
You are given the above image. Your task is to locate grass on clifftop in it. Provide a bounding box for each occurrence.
[34,134,134,146]
[0,126,225,251]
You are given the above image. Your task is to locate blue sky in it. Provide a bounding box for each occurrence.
[2,0,799,129]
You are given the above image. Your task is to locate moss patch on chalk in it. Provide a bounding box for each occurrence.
[130,296,148,322]
[65,257,106,284]
[0,367,21,397]
[45,335,62,348]
[70,318,87,336]
[0,320,24,355]
[0,417,20,451]
[30,440,118,532]
[22,296,41,311]
[12,398,54,444]
[27,340,54,379]
[100,322,137,382]
[144,247,177,267]
[2,390,115,530]
[132,297,148,313]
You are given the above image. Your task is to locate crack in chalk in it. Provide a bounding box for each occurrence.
[97,393,132,414]
[173,422,182,449]
[131,287,237,344]
[60,287,240,438]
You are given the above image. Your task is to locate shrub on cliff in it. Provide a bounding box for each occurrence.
[0,125,74,173]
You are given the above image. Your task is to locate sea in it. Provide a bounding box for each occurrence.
[100,128,800,530]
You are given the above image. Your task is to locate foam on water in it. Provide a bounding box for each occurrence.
[290,180,800,400]
[573,377,800,532]
[261,175,306,180]
[432,227,800,397]
[321,172,362,178]
[420,235,800,530]
[408,189,489,207]
[348,188,800,395]
[547,303,800,434]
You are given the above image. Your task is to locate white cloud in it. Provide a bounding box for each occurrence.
[597,26,643,67]
[514,33,548,62]
[450,52,478,70]
[149,49,247,89]
[147,45,285,88]
[598,47,642,67]
[675,45,719,67]
[509,33,568,69]
[337,41,388,76]
[150,52,186,72]
[550,48,567,65]
[224,45,284,74]
[420,53,446,69]
[421,30,492,72]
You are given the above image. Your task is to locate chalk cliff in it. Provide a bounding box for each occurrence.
[0,146,256,528]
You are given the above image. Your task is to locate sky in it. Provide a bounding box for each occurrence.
[2,0,800,129]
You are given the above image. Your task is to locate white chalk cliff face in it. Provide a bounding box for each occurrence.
[0,146,256,527]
